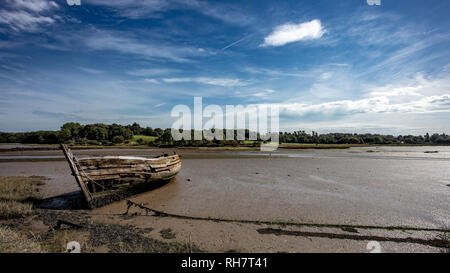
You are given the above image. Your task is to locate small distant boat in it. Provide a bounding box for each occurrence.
[60,144,181,208]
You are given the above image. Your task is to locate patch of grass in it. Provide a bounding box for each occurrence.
[0,226,45,253]
[131,135,158,144]
[0,201,33,219]
[0,176,45,219]
[0,176,45,201]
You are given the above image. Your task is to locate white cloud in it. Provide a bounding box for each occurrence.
[0,0,58,32]
[144,78,160,84]
[280,75,450,118]
[233,89,276,99]
[320,72,333,80]
[0,10,54,31]
[9,0,59,12]
[243,67,315,78]
[86,0,253,25]
[127,68,179,77]
[162,77,249,87]
[369,85,423,97]
[76,66,104,74]
[86,0,168,18]
[82,30,209,62]
[247,89,276,98]
[261,19,325,47]
[279,94,450,119]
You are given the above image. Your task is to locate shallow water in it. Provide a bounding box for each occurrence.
[0,155,64,159]
[0,144,57,149]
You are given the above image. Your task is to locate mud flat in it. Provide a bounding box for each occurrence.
[0,147,449,252]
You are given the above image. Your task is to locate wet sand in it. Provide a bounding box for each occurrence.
[1,146,449,252]
[96,156,450,228]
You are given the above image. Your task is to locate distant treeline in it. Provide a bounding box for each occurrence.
[1,122,450,146]
[279,131,450,145]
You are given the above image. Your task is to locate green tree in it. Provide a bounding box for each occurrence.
[154,128,164,137]
[83,124,108,142]
[112,135,125,144]
[60,122,82,142]
[129,122,142,135]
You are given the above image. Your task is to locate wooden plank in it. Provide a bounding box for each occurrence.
[85,167,152,176]
[60,144,93,206]
[85,175,121,181]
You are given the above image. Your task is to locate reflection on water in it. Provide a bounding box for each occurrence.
[0,144,57,149]
[0,155,64,159]
[1,146,450,161]
[229,146,450,160]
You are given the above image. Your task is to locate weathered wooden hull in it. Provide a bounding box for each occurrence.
[60,144,181,208]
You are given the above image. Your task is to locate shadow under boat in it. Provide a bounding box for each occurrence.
[37,177,174,210]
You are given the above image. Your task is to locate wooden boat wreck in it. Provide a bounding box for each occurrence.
[61,144,181,208]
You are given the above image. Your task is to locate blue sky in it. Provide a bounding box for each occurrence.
[0,0,449,134]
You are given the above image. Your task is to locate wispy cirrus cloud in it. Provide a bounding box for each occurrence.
[82,30,210,62]
[162,77,250,87]
[85,0,168,18]
[85,0,254,25]
[76,66,104,74]
[9,0,59,12]
[32,110,82,121]
[0,10,54,32]
[359,38,445,77]
[261,19,326,47]
[0,0,59,32]
[127,68,180,77]
[143,78,160,84]
[233,88,275,100]
[243,66,316,78]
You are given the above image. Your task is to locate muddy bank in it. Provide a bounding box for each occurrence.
[2,204,448,253]
[1,146,449,252]
[1,149,449,229]
[86,205,450,253]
